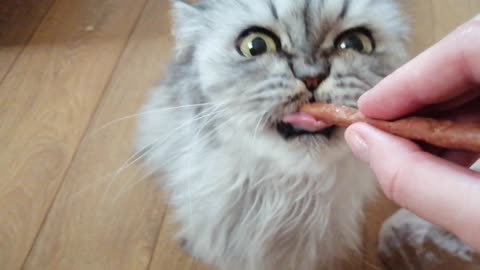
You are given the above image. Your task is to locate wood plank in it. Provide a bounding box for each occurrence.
[0,0,148,268]
[0,0,55,82]
[149,210,198,270]
[432,0,480,41]
[22,0,172,269]
[403,0,435,56]
[363,195,399,269]
[149,209,213,270]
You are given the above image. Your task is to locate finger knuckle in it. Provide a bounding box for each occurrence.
[382,151,425,210]
[384,165,404,206]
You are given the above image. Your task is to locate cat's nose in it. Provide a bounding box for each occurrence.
[301,74,327,92]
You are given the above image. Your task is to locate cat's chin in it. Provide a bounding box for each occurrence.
[269,123,345,151]
[276,122,336,141]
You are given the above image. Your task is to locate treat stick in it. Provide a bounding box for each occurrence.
[301,103,480,153]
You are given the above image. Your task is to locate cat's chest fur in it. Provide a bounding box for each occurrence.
[138,97,375,270]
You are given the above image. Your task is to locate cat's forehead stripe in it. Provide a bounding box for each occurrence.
[268,0,279,20]
[267,0,352,52]
[339,0,350,19]
[303,0,311,42]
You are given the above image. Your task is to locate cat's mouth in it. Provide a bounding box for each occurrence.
[277,112,335,140]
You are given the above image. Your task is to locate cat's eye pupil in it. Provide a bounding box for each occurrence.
[237,28,280,57]
[249,37,268,56]
[335,29,374,54]
[340,36,363,51]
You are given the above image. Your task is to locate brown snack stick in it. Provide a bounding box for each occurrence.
[301,103,480,153]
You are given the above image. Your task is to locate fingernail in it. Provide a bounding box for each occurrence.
[345,129,370,163]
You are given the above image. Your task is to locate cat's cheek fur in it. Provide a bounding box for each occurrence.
[138,94,375,269]
[138,103,376,269]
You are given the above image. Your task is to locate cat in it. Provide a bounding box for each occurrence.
[137,0,409,269]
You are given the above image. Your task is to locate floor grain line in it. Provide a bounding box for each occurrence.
[0,0,153,268]
[17,2,149,265]
[146,203,171,270]
[0,0,56,84]
[20,0,172,268]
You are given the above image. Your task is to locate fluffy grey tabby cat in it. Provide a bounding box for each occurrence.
[137,0,409,269]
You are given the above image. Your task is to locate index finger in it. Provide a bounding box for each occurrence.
[345,123,480,250]
[359,18,480,120]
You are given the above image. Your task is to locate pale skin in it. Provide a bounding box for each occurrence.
[345,17,480,250]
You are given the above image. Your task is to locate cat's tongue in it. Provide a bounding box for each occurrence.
[282,112,332,132]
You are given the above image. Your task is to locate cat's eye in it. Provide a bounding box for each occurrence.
[237,29,280,57]
[334,29,375,54]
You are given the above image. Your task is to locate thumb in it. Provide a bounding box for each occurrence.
[345,123,480,250]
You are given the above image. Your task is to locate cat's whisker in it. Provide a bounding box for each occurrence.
[100,103,230,204]
[251,112,267,143]
[175,120,251,204]
[108,101,233,195]
[183,104,232,217]
[181,115,250,207]
[127,104,227,166]
[69,107,223,201]
[139,110,235,177]
[134,102,230,174]
[88,102,217,137]
[237,111,269,196]
[113,110,251,204]
[129,102,226,164]
[111,166,157,204]
[70,171,118,200]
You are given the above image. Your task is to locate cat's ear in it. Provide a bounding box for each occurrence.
[170,0,205,51]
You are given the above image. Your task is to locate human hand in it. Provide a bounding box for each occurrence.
[345,16,480,250]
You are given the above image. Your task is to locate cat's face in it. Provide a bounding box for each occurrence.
[173,0,408,156]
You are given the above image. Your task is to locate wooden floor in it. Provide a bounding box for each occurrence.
[0,1,478,269]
